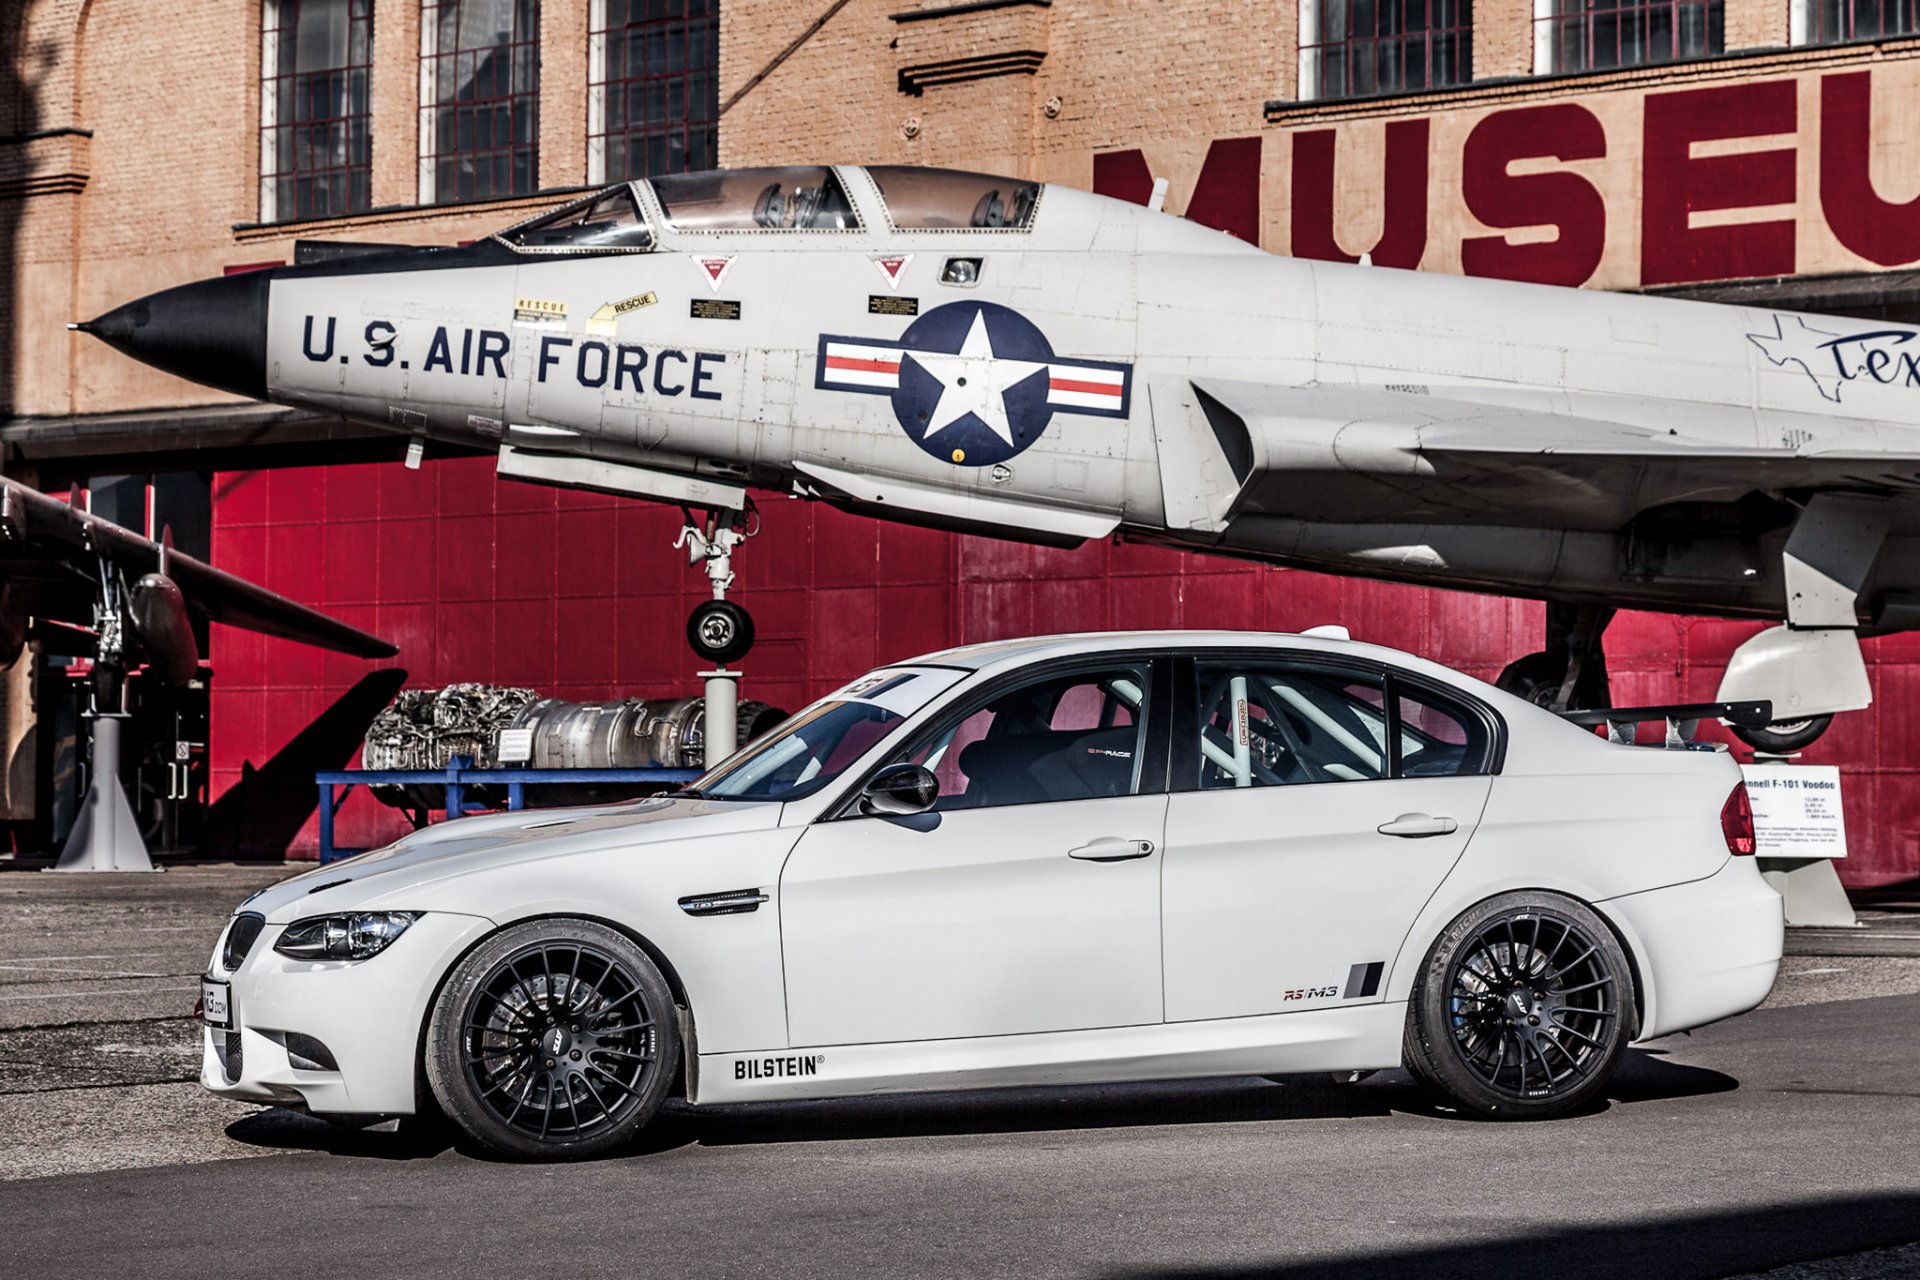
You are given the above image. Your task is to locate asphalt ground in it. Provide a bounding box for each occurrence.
[1,862,1917,1279]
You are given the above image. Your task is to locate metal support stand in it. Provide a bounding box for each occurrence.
[700,668,740,766]
[51,712,155,872]
[1757,857,1859,928]
[676,506,758,767]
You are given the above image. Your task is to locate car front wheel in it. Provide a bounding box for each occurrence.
[425,918,680,1159]
[1403,892,1633,1119]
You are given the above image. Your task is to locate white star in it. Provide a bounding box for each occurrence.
[907,310,1045,447]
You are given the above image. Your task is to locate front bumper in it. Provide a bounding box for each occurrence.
[201,911,495,1115]
[1605,856,1784,1040]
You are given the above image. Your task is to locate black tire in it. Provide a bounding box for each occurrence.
[425,919,680,1160]
[687,599,754,664]
[1730,714,1832,754]
[1403,891,1634,1120]
[1495,651,1607,711]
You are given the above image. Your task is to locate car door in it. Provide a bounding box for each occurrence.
[779,658,1170,1048]
[1160,656,1497,1023]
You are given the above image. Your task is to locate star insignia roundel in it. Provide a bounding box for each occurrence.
[816,301,1133,467]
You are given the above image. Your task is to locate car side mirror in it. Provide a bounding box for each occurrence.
[860,763,939,817]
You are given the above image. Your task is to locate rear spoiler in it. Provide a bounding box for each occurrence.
[1556,700,1772,748]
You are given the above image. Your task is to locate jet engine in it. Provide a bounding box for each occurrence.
[361,684,786,811]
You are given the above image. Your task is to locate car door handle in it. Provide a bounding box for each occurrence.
[1377,813,1458,838]
[1069,837,1157,861]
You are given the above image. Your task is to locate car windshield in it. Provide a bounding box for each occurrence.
[498,185,654,252]
[686,666,966,802]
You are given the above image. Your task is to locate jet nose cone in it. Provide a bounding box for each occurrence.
[78,272,271,400]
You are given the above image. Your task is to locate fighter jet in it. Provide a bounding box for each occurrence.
[76,164,1920,750]
[0,476,397,868]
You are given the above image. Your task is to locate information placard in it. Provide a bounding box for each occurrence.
[1738,764,1848,859]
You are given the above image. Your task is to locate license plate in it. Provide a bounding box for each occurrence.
[201,979,231,1030]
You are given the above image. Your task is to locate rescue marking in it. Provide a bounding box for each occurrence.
[871,254,912,290]
[694,255,736,293]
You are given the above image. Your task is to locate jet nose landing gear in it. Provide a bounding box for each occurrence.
[676,505,760,765]
[688,600,754,665]
[676,504,758,665]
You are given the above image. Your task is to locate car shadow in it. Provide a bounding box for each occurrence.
[1102,1192,1920,1280]
[224,1107,456,1161]
[220,1048,1738,1163]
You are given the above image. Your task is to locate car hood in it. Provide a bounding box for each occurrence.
[238,798,785,923]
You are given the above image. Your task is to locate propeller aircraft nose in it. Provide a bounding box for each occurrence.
[74,271,271,400]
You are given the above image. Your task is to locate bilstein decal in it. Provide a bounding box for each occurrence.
[735,1054,824,1081]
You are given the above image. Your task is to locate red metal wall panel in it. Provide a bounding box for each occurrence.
[209,458,1920,886]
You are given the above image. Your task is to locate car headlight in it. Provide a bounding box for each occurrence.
[272,912,420,961]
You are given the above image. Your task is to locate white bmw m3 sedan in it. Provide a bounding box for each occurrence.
[201,630,1784,1158]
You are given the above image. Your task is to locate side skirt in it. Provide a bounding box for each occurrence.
[691,1002,1407,1106]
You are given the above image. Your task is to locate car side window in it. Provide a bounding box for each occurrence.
[894,666,1151,812]
[1395,684,1487,778]
[1196,665,1389,789]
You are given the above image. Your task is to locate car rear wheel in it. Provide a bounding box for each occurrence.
[1403,892,1633,1119]
[425,919,679,1160]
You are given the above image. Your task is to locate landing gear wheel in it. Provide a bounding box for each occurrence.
[1403,891,1633,1120]
[1730,715,1832,753]
[425,919,679,1160]
[1495,651,1607,711]
[686,599,754,664]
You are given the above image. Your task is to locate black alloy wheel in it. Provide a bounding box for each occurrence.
[426,919,679,1159]
[687,599,755,664]
[1404,892,1633,1119]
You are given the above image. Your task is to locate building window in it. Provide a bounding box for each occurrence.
[1534,0,1723,72]
[588,0,720,184]
[260,0,373,222]
[419,0,540,203]
[1795,0,1919,43]
[1297,0,1473,102]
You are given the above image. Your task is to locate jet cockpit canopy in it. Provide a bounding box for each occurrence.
[497,184,654,253]
[865,166,1039,230]
[650,165,861,231]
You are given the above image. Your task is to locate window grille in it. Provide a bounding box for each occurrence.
[1535,0,1723,71]
[419,0,540,203]
[260,0,373,221]
[1800,0,1919,43]
[588,0,720,184]
[1299,0,1473,101]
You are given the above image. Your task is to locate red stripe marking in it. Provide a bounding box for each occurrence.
[1050,376,1122,397]
[827,356,900,375]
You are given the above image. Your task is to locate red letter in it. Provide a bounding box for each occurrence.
[1290,119,1430,268]
[1092,149,1154,206]
[1186,137,1263,243]
[1461,104,1608,286]
[1821,70,1920,267]
[1641,82,1797,287]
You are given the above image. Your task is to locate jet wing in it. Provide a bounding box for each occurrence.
[1195,380,1920,532]
[0,477,397,658]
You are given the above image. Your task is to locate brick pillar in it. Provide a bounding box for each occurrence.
[1474,0,1537,80]
[540,0,589,191]
[370,0,420,207]
[1724,0,1789,50]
